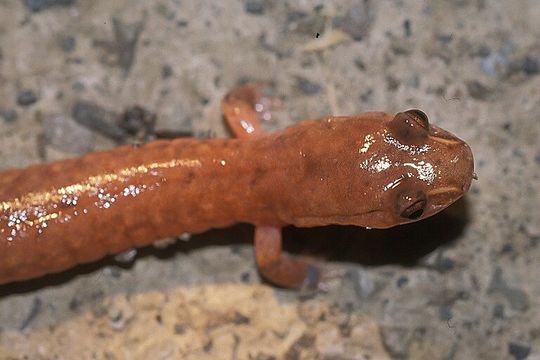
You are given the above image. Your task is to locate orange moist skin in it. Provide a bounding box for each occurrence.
[0,87,474,287]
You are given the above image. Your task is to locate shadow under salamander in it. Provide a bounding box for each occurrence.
[0,198,470,296]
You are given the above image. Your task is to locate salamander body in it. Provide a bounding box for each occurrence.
[0,85,474,287]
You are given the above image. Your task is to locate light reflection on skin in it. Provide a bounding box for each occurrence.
[383,130,431,155]
[403,161,436,184]
[384,176,404,192]
[359,134,375,153]
[0,159,201,242]
[359,130,439,191]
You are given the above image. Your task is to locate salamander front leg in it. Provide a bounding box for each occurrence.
[254,226,321,290]
[222,83,324,290]
[222,82,276,139]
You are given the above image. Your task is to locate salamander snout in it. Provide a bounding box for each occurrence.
[422,124,475,216]
[380,110,475,226]
[460,145,475,193]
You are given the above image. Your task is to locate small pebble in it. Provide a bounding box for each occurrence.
[501,243,513,253]
[69,297,81,311]
[438,305,452,321]
[476,45,491,57]
[108,308,124,329]
[508,342,531,360]
[295,333,316,348]
[386,76,400,91]
[24,0,74,12]
[232,311,250,325]
[114,249,137,263]
[177,19,189,27]
[152,237,177,249]
[492,303,504,319]
[174,323,187,334]
[297,77,322,95]
[354,58,366,71]
[61,35,76,52]
[360,89,373,102]
[203,339,213,352]
[353,269,375,299]
[162,64,173,79]
[106,297,134,331]
[119,106,156,141]
[72,101,126,142]
[16,90,38,106]
[403,19,411,37]
[179,232,191,241]
[457,290,471,301]
[466,81,491,100]
[390,38,412,56]
[244,0,265,15]
[522,56,539,75]
[488,268,529,311]
[437,34,453,44]
[396,275,408,288]
[240,272,251,283]
[434,255,455,273]
[0,108,17,123]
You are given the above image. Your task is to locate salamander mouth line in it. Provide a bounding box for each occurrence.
[429,135,462,145]
[427,186,462,196]
[294,209,385,224]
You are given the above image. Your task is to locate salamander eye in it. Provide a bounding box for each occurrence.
[404,109,429,130]
[389,109,430,144]
[397,190,427,220]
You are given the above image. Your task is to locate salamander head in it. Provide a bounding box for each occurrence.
[345,109,475,228]
[290,110,475,229]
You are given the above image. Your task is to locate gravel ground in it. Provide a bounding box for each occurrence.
[0,1,539,359]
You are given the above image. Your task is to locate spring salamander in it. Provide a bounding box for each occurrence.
[0,84,475,288]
